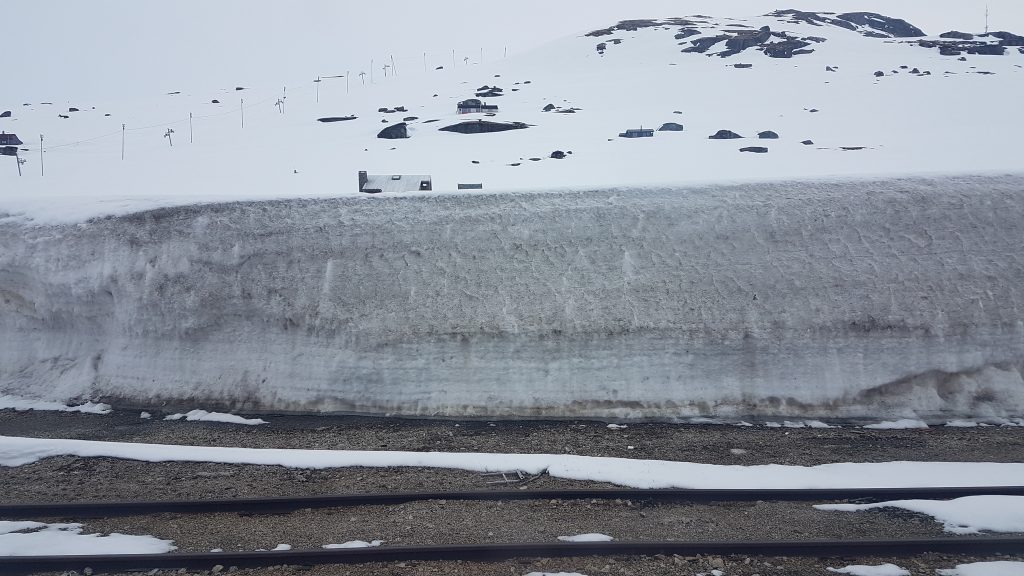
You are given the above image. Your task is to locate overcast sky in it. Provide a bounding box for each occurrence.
[7,1,1024,101]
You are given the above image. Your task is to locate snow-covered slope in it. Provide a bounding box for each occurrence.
[0,11,1022,222]
[2,12,1023,419]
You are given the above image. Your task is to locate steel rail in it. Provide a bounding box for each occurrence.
[2,486,1023,518]
[2,538,1024,574]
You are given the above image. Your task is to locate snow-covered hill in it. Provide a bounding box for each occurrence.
[1,10,1022,223]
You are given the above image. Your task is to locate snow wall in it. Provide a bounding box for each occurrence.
[2,174,1024,420]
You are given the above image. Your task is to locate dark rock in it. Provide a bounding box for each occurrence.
[403,116,419,122]
[911,67,921,74]
[395,106,407,112]
[421,119,440,124]
[439,120,529,134]
[529,157,542,161]
[734,63,753,68]
[378,107,389,113]
[801,140,814,145]
[550,150,566,159]
[471,160,480,164]
[658,122,685,131]
[682,35,729,53]
[940,45,964,56]
[826,66,836,72]
[966,44,1006,55]
[1020,47,1024,54]
[709,129,743,139]
[988,31,1024,46]
[475,89,504,98]
[792,49,815,56]
[808,109,819,113]
[377,123,409,139]
[673,110,683,114]
[58,114,69,119]
[68,107,79,112]
[523,80,531,84]
[874,70,885,77]
[841,146,866,151]
[940,31,974,40]
[674,29,700,40]
[587,18,696,37]
[610,39,623,45]
[836,12,925,37]
[509,163,521,166]
[758,130,779,139]
[543,103,556,112]
[0,111,10,118]
[317,116,357,122]
[725,26,771,52]
[762,39,812,58]
[212,99,220,104]
[900,65,909,69]
[739,146,769,153]
[235,86,246,91]
[959,56,968,61]
[477,86,490,91]
[803,36,828,43]
[381,119,388,123]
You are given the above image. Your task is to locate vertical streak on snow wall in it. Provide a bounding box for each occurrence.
[1,175,1023,419]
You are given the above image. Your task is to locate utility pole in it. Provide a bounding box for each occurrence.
[15,152,23,176]
[189,113,194,143]
[121,124,125,160]
[164,128,175,147]
[240,98,244,129]
[39,134,43,176]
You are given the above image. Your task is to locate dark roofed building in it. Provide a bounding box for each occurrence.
[358,171,432,194]
[457,99,499,114]
[0,132,24,146]
[619,128,655,138]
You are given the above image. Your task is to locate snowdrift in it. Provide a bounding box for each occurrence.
[2,175,1023,419]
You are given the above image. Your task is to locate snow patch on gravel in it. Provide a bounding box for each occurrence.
[938,562,1024,576]
[163,410,267,425]
[557,533,614,542]
[322,540,383,549]
[0,521,176,556]
[827,564,910,576]
[0,395,111,415]
[3,436,1024,491]
[862,419,929,430]
[815,496,1024,534]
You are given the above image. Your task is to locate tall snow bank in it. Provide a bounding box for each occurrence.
[2,176,1024,419]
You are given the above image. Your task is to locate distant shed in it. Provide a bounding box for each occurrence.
[358,171,432,194]
[457,99,499,114]
[0,132,24,146]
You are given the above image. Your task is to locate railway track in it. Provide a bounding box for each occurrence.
[2,486,1023,574]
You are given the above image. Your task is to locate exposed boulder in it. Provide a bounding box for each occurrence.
[211,99,220,104]
[734,63,753,69]
[377,122,409,139]
[0,111,10,118]
[801,140,814,145]
[68,107,80,112]
[940,31,974,40]
[543,103,556,112]
[826,66,837,72]
[235,86,245,91]
[439,120,529,134]
[988,31,1024,46]
[403,116,418,122]
[836,12,925,37]
[762,39,811,58]
[967,44,1006,55]
[874,70,885,77]
[675,29,700,40]
[395,106,408,112]
[758,131,779,139]
[658,122,685,131]
[318,116,357,123]
[709,130,743,139]
[550,150,566,159]
[740,146,769,153]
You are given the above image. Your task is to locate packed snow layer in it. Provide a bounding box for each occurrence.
[163,410,268,425]
[0,395,111,415]
[938,562,1024,576]
[827,565,909,576]
[2,175,1024,419]
[4,436,1024,491]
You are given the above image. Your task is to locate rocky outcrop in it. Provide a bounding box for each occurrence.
[758,131,779,139]
[659,123,685,131]
[317,116,357,123]
[763,40,812,58]
[377,123,409,139]
[439,120,529,134]
[836,12,925,37]
[709,130,742,139]
[740,146,769,153]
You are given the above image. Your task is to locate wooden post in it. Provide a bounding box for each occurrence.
[189,113,193,143]
[15,151,22,176]
[121,124,125,160]
[39,134,43,176]
[240,98,244,129]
